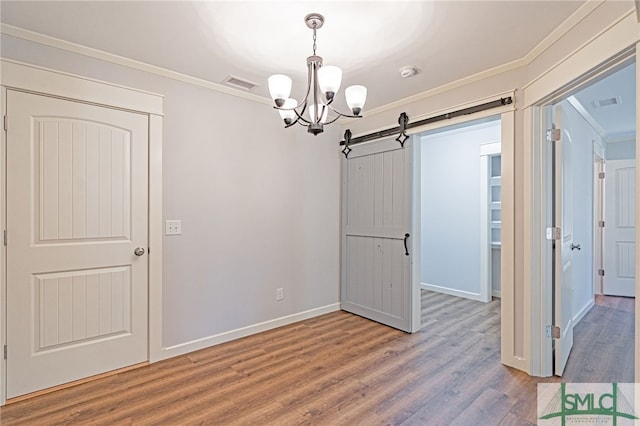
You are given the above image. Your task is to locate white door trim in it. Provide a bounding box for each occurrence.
[0,60,164,404]
[522,12,639,376]
[407,100,518,369]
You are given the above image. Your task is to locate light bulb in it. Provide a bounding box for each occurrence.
[345,85,367,116]
[317,66,342,101]
[278,98,298,125]
[268,74,292,107]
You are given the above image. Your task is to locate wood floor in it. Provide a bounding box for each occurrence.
[0,291,634,425]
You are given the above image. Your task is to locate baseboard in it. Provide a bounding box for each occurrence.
[573,298,595,325]
[421,283,486,302]
[492,290,502,299]
[154,303,341,361]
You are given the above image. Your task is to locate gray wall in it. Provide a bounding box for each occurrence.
[1,34,342,348]
[420,118,500,297]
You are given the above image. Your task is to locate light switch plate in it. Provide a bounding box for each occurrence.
[165,220,182,235]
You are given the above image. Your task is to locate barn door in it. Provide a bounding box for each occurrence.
[341,137,413,332]
[6,90,149,398]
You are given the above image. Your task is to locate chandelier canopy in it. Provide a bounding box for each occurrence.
[268,13,367,136]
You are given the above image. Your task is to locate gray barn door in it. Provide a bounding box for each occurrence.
[341,137,412,332]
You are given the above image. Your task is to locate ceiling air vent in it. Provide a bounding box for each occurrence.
[591,96,622,108]
[222,75,259,91]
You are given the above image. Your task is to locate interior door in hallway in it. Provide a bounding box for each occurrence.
[6,90,149,398]
[341,137,413,332]
[553,104,575,376]
[603,159,635,297]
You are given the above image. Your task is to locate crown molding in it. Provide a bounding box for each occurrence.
[363,58,526,118]
[363,0,608,118]
[0,24,272,106]
[0,0,616,114]
[523,0,605,65]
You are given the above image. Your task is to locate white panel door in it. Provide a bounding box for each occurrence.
[553,105,574,376]
[6,90,149,398]
[604,159,635,297]
[342,137,412,332]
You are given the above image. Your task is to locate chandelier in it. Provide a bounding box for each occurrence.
[268,13,367,135]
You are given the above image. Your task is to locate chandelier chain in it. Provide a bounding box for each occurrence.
[312,27,317,55]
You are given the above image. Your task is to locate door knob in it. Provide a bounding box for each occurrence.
[570,244,581,251]
[134,247,145,256]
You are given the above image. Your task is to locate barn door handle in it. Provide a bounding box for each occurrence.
[403,233,410,256]
[570,243,581,251]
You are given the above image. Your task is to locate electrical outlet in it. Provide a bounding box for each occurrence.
[276,288,284,301]
[165,220,182,235]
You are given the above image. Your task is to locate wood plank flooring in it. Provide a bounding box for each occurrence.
[0,291,633,425]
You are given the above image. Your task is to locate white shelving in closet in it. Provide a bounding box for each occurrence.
[480,142,502,300]
[489,154,502,248]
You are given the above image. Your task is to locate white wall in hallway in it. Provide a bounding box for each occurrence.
[607,138,635,160]
[420,118,501,299]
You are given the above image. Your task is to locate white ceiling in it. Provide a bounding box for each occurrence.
[1,0,587,112]
[1,0,634,139]
[571,62,636,142]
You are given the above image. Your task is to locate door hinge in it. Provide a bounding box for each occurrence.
[3,229,6,246]
[599,220,605,228]
[3,344,6,360]
[599,172,605,179]
[3,115,7,132]
[546,227,561,240]
[546,128,561,142]
[546,325,561,339]
[598,269,605,276]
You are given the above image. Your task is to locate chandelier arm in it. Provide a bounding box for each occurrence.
[322,114,343,126]
[324,102,363,119]
[281,103,311,128]
[291,104,312,126]
[312,62,321,123]
[292,62,315,113]
[284,116,302,128]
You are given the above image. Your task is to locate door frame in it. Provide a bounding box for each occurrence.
[523,17,638,376]
[0,59,164,405]
[593,153,605,295]
[407,95,516,367]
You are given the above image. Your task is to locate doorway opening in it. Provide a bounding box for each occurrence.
[417,116,502,309]
[542,60,635,378]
